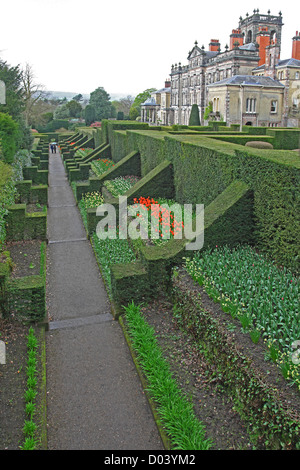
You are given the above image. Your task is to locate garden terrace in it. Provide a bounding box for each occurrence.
[64,122,300,449]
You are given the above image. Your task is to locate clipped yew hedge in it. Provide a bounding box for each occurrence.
[105,124,299,272]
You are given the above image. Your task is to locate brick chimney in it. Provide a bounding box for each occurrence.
[256,27,270,66]
[292,31,300,60]
[165,80,171,88]
[209,39,220,52]
[230,29,243,49]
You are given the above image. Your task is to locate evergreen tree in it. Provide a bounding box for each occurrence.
[85,104,96,126]
[89,87,113,120]
[189,104,200,126]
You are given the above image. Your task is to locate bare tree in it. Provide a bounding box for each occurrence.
[21,63,46,126]
[118,95,135,115]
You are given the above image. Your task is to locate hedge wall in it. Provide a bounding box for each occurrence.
[1,241,46,321]
[4,204,47,241]
[106,129,299,272]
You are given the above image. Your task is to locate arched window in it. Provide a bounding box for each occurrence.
[247,30,252,43]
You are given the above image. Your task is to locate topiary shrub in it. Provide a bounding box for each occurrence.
[245,141,274,149]
[189,104,200,126]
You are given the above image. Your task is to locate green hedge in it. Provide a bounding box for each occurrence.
[4,204,47,241]
[266,129,300,150]
[2,241,46,321]
[107,130,299,272]
[23,167,48,185]
[15,181,48,204]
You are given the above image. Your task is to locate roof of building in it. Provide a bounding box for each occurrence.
[207,74,285,87]
[239,42,257,51]
[141,97,157,106]
[276,58,300,67]
[154,87,171,94]
[253,57,300,71]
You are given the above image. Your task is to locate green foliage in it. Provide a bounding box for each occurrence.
[84,104,96,126]
[66,99,82,118]
[0,60,33,150]
[266,129,300,150]
[245,141,274,149]
[0,112,19,163]
[20,327,39,450]
[0,160,16,247]
[203,101,213,121]
[12,149,32,181]
[172,275,300,449]
[131,88,157,116]
[123,302,212,450]
[92,232,137,290]
[185,244,300,389]
[104,175,140,197]
[189,104,200,126]
[89,87,113,120]
[0,59,24,120]
[53,103,70,119]
[129,106,139,121]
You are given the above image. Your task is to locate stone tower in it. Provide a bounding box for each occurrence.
[238,9,283,52]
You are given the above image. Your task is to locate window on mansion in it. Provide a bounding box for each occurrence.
[270,100,278,113]
[246,98,256,113]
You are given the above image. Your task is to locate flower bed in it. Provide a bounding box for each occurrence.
[74,148,93,159]
[104,175,141,197]
[90,158,115,177]
[131,197,184,245]
[184,244,300,390]
[92,232,137,291]
[78,191,104,230]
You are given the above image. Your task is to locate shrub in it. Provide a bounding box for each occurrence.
[0,112,19,163]
[188,104,200,126]
[0,160,16,247]
[245,141,274,149]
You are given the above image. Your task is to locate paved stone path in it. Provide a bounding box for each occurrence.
[45,148,163,450]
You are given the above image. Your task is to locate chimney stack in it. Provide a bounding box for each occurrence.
[292,31,300,60]
[230,29,243,49]
[209,39,220,52]
[256,26,270,66]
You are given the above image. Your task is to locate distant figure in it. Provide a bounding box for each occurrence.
[50,144,54,153]
[53,144,57,153]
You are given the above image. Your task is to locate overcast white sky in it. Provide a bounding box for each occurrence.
[0,0,298,98]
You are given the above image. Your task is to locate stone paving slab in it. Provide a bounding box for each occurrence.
[48,184,76,207]
[47,240,110,320]
[48,174,68,186]
[47,206,86,242]
[46,322,163,450]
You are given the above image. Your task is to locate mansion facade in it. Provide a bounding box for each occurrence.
[141,11,300,127]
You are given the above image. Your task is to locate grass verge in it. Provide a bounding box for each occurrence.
[123,301,213,450]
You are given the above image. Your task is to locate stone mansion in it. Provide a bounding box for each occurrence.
[141,10,300,127]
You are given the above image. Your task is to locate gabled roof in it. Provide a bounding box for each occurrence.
[276,58,300,67]
[207,74,285,88]
[253,57,300,71]
[187,44,219,60]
